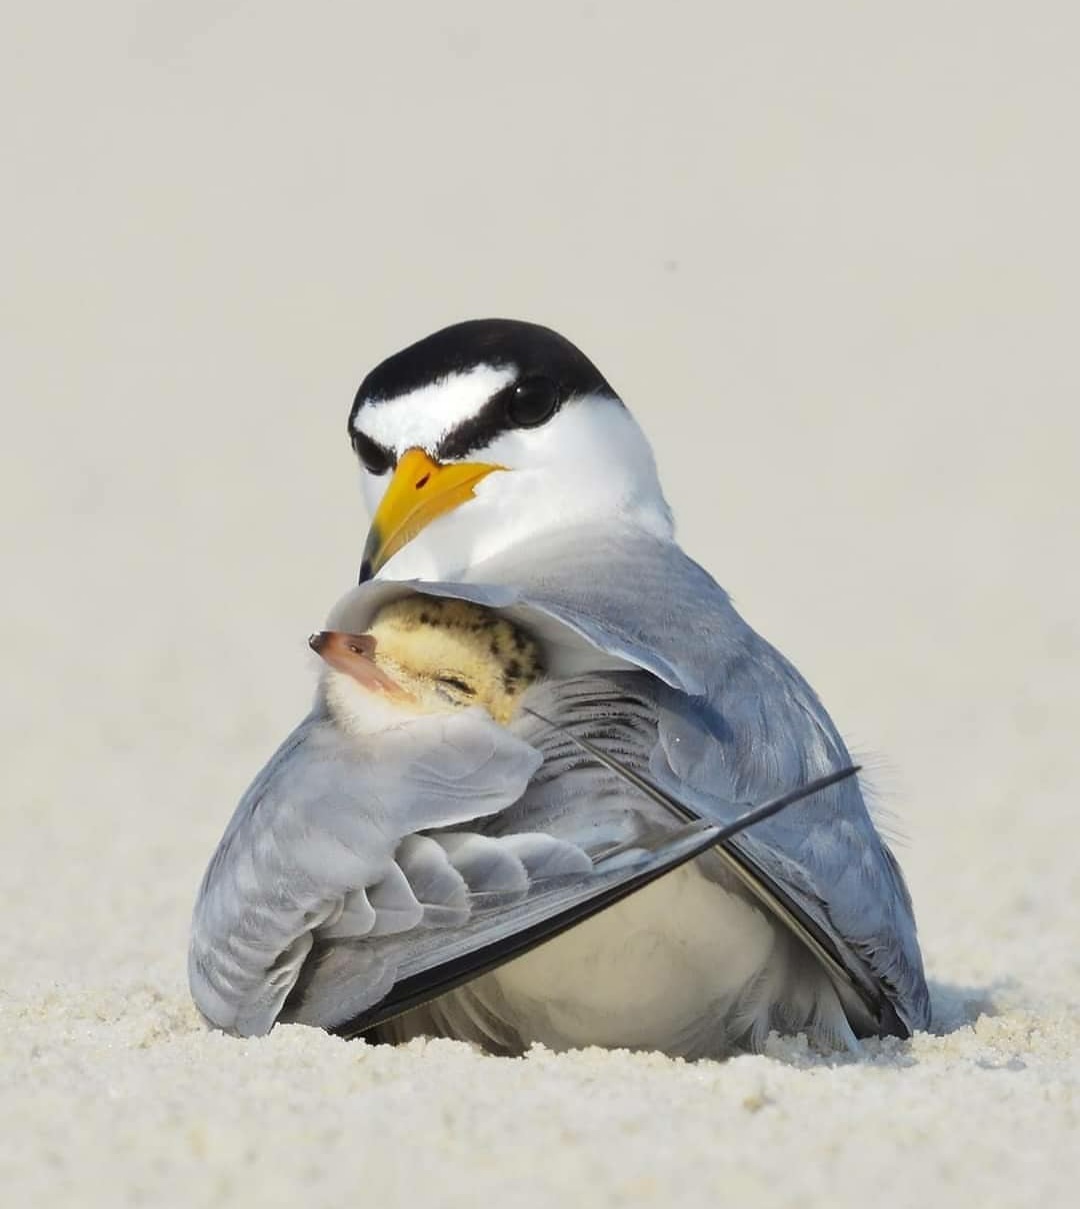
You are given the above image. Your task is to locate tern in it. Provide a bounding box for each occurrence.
[190,319,930,1056]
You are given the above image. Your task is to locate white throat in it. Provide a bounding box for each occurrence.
[321,669,414,736]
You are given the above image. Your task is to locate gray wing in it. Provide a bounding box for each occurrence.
[275,710,856,1039]
[330,524,932,1036]
[189,705,543,1036]
[190,698,729,1038]
[280,818,726,1036]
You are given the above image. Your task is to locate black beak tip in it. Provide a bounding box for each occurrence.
[358,559,373,584]
[308,632,327,654]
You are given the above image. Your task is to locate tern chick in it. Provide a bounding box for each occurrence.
[310,597,544,732]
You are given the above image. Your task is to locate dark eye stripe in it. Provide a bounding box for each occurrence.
[437,383,567,461]
[351,430,394,476]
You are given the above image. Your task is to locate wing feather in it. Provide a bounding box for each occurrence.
[188,706,541,1036]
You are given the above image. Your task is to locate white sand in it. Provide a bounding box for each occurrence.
[3,4,1078,1206]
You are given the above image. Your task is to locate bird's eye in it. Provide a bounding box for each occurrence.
[436,675,476,697]
[506,376,559,428]
[351,430,393,476]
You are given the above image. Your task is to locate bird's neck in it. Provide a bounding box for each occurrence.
[377,494,674,584]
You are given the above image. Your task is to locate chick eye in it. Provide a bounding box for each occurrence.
[436,675,476,697]
[351,430,393,476]
[506,376,559,428]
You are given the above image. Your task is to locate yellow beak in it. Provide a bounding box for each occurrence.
[359,447,503,581]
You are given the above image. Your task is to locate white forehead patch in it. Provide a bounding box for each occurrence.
[353,364,516,453]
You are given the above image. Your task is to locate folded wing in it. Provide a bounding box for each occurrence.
[188,707,542,1036]
[326,524,932,1037]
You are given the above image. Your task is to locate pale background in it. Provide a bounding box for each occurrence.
[2,2,1077,1206]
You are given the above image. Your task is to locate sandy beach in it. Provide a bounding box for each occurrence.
[3,4,1078,1205]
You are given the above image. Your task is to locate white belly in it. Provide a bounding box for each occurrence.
[485,859,778,1055]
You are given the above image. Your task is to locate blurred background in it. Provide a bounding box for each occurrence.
[2,1,1077,1002]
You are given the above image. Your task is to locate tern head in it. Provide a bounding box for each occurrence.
[311,596,544,730]
[348,319,673,582]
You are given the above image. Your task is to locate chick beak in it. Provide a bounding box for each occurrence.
[308,630,406,696]
[359,447,503,582]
